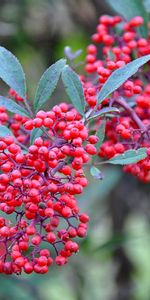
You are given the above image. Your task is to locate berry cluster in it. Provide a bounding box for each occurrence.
[85,15,150,77]
[0,13,150,276]
[82,15,150,181]
[0,103,98,274]
[0,108,29,145]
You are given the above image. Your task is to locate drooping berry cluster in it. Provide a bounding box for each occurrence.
[82,15,150,182]
[0,103,98,274]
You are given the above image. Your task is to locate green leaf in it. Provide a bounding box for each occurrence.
[96,120,106,149]
[107,148,147,165]
[62,65,85,116]
[34,59,66,112]
[30,128,43,144]
[0,96,29,117]
[90,166,103,180]
[0,47,26,98]
[106,0,148,37]
[0,125,13,137]
[97,54,150,104]
[88,107,119,120]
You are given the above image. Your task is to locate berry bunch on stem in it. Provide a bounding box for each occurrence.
[0,13,150,275]
[0,101,95,274]
[83,15,150,182]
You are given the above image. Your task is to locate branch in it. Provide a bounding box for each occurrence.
[114,97,146,132]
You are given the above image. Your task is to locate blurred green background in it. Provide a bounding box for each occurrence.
[0,1,150,299]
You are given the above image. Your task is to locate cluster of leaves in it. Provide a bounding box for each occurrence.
[0,45,150,173]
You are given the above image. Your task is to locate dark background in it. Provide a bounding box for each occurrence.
[0,1,150,300]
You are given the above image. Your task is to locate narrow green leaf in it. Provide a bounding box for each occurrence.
[97,54,150,104]
[0,125,13,138]
[107,148,147,165]
[96,120,106,149]
[90,166,103,180]
[30,128,43,144]
[0,47,26,98]
[0,96,29,117]
[62,65,85,116]
[34,59,66,112]
[88,107,119,120]
[107,0,148,37]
